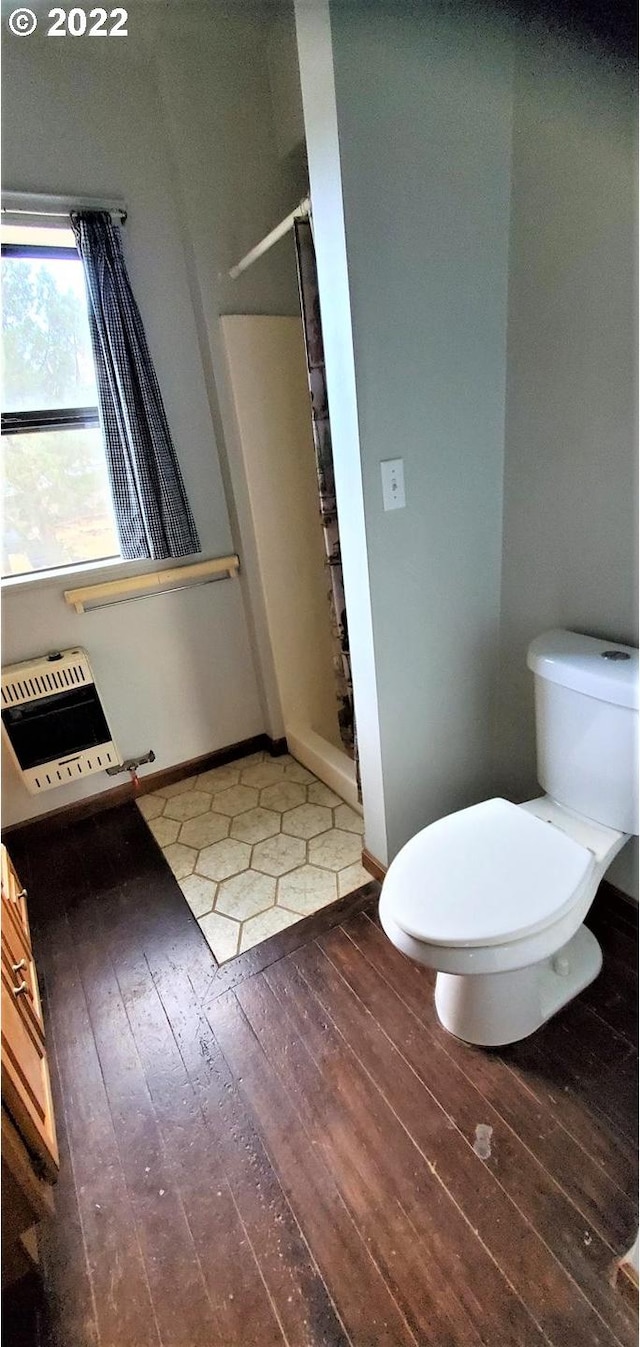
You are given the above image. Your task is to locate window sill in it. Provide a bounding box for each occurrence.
[1,555,197,596]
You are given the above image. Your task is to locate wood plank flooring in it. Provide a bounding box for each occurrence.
[4,802,638,1347]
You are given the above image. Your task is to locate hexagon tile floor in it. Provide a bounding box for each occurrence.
[136,751,370,964]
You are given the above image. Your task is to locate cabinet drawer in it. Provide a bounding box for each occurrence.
[1,960,58,1182]
[1,911,43,1037]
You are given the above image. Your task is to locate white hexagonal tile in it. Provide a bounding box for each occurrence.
[147,815,181,848]
[307,782,342,808]
[212,784,259,817]
[259,781,306,814]
[163,789,212,822]
[237,751,266,766]
[308,829,362,871]
[230,807,281,845]
[216,871,276,921]
[199,911,240,963]
[179,873,217,918]
[240,760,287,789]
[282,803,332,840]
[163,842,198,880]
[195,838,251,882]
[334,804,364,835]
[278,865,337,915]
[239,906,300,953]
[196,765,241,793]
[137,793,166,821]
[283,762,316,784]
[157,777,196,798]
[252,833,306,877]
[338,862,372,898]
[178,812,230,850]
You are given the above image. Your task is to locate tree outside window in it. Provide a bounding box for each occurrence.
[2,229,120,577]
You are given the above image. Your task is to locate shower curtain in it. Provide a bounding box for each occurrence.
[293,218,359,782]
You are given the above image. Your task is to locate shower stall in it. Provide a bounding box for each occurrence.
[221,311,359,810]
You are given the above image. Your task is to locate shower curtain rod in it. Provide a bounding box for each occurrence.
[1,192,127,224]
[229,196,310,279]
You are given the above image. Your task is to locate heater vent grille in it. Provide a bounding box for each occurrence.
[29,745,118,793]
[1,648,120,795]
[2,651,89,708]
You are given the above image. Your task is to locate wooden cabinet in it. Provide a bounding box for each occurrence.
[1,844,58,1286]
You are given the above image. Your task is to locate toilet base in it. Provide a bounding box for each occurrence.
[434,924,603,1046]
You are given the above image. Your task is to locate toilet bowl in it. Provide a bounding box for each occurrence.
[379,629,638,1046]
[379,795,626,1045]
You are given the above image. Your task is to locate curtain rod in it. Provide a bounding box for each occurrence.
[229,196,310,279]
[1,192,127,224]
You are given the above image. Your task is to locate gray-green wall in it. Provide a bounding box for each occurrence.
[496,31,638,892]
[326,2,514,858]
[497,33,638,790]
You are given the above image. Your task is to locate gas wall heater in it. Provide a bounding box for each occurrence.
[1,648,119,794]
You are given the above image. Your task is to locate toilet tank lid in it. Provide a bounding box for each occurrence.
[527,629,639,710]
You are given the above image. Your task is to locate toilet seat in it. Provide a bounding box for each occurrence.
[384,798,595,948]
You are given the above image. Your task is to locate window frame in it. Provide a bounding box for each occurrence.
[1,240,101,438]
[1,238,121,579]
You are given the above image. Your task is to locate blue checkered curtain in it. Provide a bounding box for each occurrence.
[71,211,200,560]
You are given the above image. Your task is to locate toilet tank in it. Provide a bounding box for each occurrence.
[527,629,639,835]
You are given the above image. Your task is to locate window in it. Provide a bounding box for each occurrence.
[1,225,121,578]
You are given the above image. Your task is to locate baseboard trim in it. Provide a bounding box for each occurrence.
[362,847,387,883]
[268,737,288,757]
[3,734,286,839]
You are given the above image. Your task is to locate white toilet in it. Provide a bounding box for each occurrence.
[379,629,638,1046]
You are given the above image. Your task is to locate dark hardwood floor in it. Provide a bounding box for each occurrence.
[4,802,638,1347]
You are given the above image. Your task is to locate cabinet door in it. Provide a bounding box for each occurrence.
[1,954,58,1182]
[1,847,30,945]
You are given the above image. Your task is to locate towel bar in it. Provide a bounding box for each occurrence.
[64,555,240,614]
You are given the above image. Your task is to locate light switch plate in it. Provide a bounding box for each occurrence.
[381,458,406,511]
